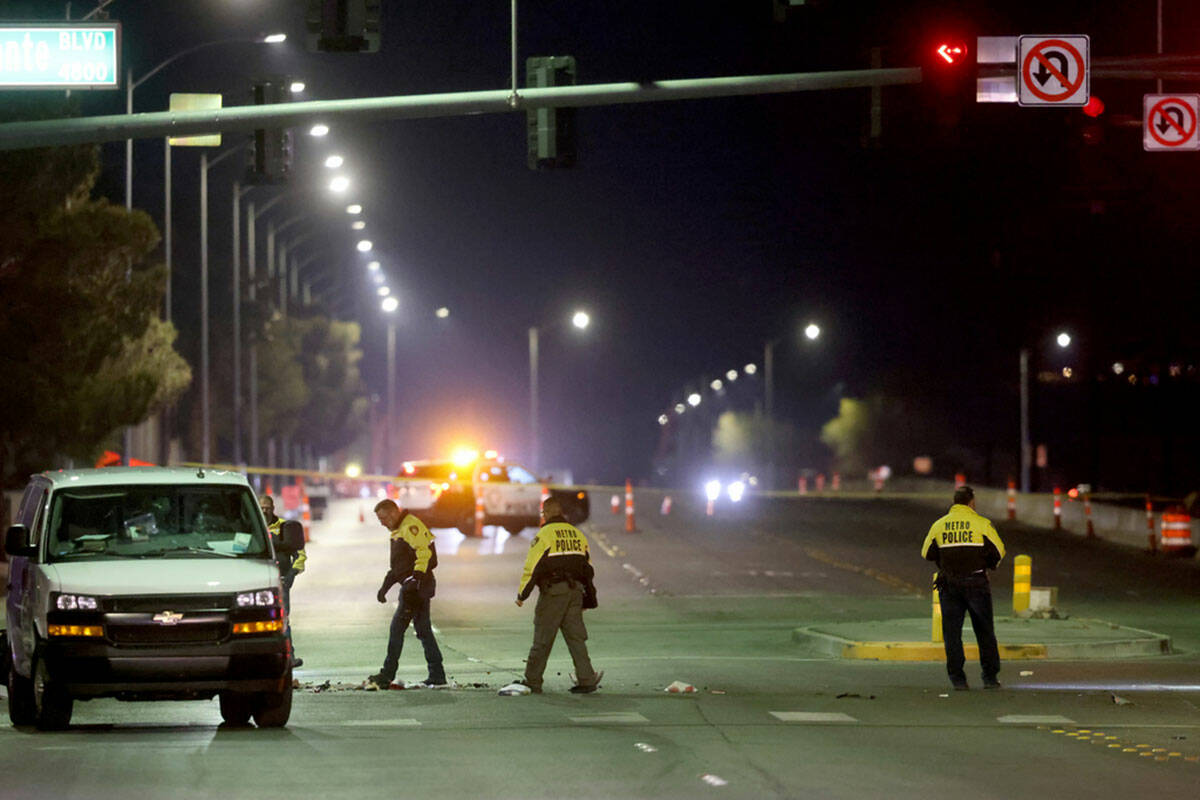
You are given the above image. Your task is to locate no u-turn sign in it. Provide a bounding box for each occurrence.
[1144,95,1200,151]
[1018,35,1089,107]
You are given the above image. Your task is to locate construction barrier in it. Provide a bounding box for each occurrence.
[610,494,620,514]
[1084,491,1094,538]
[831,472,841,491]
[1160,506,1196,556]
[1052,487,1062,530]
[1146,495,1157,554]
[1006,479,1016,521]
[540,483,550,511]
[954,472,966,488]
[815,473,826,492]
[625,479,636,532]
[798,476,807,495]
[1012,554,1031,615]
[660,496,672,515]
[473,486,484,537]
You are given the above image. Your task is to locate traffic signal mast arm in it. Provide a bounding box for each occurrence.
[0,67,921,152]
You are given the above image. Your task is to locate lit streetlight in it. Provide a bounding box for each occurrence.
[324,155,344,168]
[744,363,757,375]
[529,309,592,473]
[674,403,686,414]
[329,176,350,193]
[289,80,306,93]
[805,323,821,340]
[710,379,723,391]
[726,369,738,382]
[658,414,669,426]
[351,220,366,231]
[357,240,373,252]
[309,124,330,137]
[688,393,702,407]
[435,307,450,319]
[377,286,391,296]
[1057,332,1072,348]
[346,204,362,215]
[367,260,380,271]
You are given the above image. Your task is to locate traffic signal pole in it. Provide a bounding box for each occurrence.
[0,68,923,151]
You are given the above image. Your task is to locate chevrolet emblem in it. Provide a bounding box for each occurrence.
[153,611,183,625]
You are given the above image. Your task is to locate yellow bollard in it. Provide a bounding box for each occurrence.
[1013,554,1032,615]
[931,585,943,643]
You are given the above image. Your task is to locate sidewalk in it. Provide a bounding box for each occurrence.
[794,617,1171,661]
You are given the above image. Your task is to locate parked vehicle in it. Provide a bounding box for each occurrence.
[395,455,589,536]
[3,467,303,730]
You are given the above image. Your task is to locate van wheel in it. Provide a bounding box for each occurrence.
[252,670,293,728]
[7,654,36,727]
[33,654,73,730]
[218,691,253,726]
[504,525,525,535]
[458,519,479,537]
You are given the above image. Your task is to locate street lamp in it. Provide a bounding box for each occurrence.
[529,309,591,474]
[329,176,350,193]
[382,295,399,475]
[324,155,344,168]
[1019,330,1073,493]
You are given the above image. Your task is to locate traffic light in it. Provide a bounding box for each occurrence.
[526,56,577,170]
[924,36,976,128]
[246,79,292,184]
[305,0,381,53]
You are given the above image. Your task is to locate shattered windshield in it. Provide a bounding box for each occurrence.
[46,484,270,562]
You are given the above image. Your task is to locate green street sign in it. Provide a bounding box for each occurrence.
[0,23,121,89]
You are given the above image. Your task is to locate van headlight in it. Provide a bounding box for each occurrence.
[55,593,99,611]
[236,589,279,607]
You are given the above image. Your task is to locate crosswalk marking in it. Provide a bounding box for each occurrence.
[997,715,1076,724]
[770,711,858,723]
[570,712,649,724]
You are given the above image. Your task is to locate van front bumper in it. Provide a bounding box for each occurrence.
[42,637,290,697]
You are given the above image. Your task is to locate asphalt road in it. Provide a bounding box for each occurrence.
[2,491,1198,799]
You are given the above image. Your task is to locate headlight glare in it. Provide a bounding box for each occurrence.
[237,589,279,607]
[56,593,99,610]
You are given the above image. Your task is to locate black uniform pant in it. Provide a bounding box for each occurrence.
[938,573,1000,685]
[381,592,445,684]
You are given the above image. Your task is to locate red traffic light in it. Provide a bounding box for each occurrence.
[935,42,968,65]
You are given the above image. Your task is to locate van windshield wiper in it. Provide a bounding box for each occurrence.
[135,545,239,558]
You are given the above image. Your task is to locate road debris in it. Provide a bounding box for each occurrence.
[664,680,697,693]
[1111,694,1133,705]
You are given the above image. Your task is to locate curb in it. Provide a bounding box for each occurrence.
[792,618,1172,661]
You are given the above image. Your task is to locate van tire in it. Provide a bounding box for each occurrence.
[33,653,73,730]
[252,671,293,728]
[218,691,253,726]
[7,655,36,727]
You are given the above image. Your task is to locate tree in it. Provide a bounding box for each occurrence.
[0,96,190,487]
[820,394,947,477]
[294,316,369,454]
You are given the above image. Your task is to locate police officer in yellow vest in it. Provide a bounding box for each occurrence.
[367,499,447,690]
[921,486,1005,690]
[500,497,602,695]
[260,493,306,668]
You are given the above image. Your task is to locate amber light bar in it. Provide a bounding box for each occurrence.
[233,620,284,635]
[48,624,103,637]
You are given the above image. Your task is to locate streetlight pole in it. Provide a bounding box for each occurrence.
[529,325,539,474]
[1019,348,1031,494]
[387,319,397,473]
[528,310,590,475]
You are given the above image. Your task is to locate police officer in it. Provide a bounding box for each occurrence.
[260,493,306,668]
[500,497,602,695]
[920,485,1006,690]
[367,499,447,690]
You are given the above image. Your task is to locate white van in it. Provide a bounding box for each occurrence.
[2,467,303,730]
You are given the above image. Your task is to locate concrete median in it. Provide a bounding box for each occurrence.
[794,617,1172,661]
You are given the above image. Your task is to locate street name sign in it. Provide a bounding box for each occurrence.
[1017,35,1089,107]
[0,22,120,89]
[1143,94,1200,151]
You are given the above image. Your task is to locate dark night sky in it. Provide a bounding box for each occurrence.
[17,0,1200,488]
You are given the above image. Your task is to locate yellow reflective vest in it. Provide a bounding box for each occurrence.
[921,504,1005,578]
[518,518,593,601]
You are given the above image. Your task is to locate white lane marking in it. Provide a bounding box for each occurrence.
[338,718,422,727]
[701,774,729,787]
[622,563,644,578]
[770,711,858,723]
[634,742,658,753]
[569,712,648,724]
[998,715,1076,724]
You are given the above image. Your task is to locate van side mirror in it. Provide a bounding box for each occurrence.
[277,520,306,553]
[5,524,35,557]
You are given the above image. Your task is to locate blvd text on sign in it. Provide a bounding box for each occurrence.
[0,23,121,89]
[1017,35,1089,107]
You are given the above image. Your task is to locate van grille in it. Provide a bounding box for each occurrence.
[104,595,234,613]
